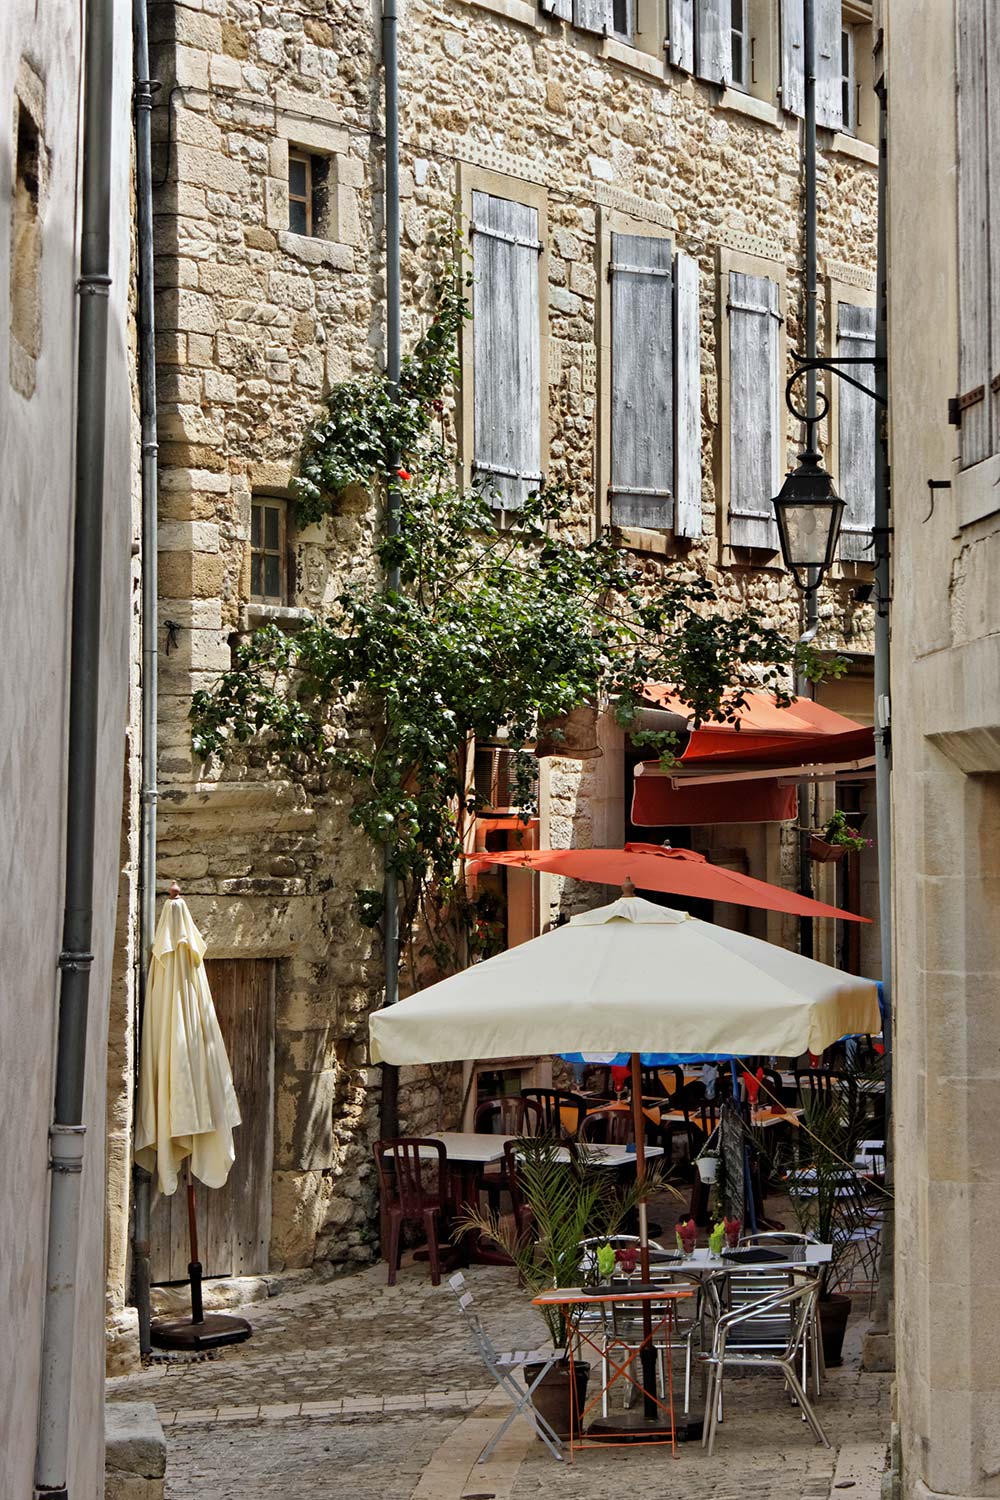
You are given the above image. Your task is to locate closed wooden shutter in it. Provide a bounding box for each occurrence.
[670,0,695,71]
[540,0,572,19]
[695,0,731,84]
[815,0,843,129]
[780,0,805,116]
[989,2,1000,451]
[836,303,876,563]
[728,271,781,550]
[956,0,991,466]
[673,250,702,538]
[610,233,674,530]
[573,0,610,32]
[471,192,543,510]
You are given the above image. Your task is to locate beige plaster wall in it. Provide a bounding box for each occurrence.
[135,0,879,1294]
[0,0,138,1489]
[886,1,1000,1495]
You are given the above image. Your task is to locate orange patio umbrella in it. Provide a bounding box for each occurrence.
[470,842,870,923]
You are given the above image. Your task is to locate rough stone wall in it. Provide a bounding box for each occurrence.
[134,0,879,1299]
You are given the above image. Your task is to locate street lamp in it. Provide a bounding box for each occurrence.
[771,449,845,595]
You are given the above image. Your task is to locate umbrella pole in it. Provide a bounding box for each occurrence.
[630,1052,658,1421]
[186,1169,204,1326]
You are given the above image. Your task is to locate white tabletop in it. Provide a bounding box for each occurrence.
[419,1132,511,1164]
[652,1242,832,1275]
[555,1143,664,1169]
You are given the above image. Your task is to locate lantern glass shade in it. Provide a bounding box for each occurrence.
[771,460,846,590]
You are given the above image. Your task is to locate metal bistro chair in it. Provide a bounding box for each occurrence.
[520,1087,588,1139]
[373,1138,450,1287]
[449,1272,564,1462]
[736,1231,823,1396]
[701,1278,830,1456]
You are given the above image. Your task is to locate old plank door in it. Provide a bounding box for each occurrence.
[149,958,276,1283]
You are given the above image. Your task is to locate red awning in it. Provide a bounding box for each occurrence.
[631,773,798,827]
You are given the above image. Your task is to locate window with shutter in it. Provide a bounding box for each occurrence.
[728,270,781,551]
[814,0,843,129]
[609,233,674,530]
[674,251,702,539]
[780,0,805,116]
[695,0,731,84]
[670,0,695,71]
[471,192,543,510]
[573,0,610,33]
[539,0,572,19]
[956,0,992,467]
[836,303,876,563]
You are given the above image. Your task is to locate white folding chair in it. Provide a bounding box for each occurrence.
[449,1273,564,1462]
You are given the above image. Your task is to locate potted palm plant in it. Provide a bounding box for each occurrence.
[458,1135,665,1436]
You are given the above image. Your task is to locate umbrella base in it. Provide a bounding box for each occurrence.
[151,1313,252,1352]
[587,1411,703,1443]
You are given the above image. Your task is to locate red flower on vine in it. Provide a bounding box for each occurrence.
[396,467,412,481]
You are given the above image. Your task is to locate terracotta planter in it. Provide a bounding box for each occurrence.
[522,1357,590,1439]
[819,1292,852,1367]
[809,835,847,864]
[533,705,602,760]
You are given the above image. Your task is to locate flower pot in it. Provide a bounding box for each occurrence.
[809,835,846,864]
[819,1292,852,1367]
[533,705,602,760]
[696,1154,719,1183]
[523,1356,591,1439]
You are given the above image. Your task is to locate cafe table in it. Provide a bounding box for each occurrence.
[531,1282,694,1459]
[418,1133,513,1265]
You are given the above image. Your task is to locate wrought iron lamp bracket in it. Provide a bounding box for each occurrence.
[785,353,888,452]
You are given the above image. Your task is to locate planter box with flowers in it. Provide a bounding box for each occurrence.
[809,809,872,865]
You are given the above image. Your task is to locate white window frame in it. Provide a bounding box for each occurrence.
[288,151,313,237]
[250,497,289,606]
[730,0,750,91]
[840,24,856,135]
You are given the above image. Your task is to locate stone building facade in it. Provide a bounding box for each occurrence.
[886,2,1000,1496]
[109,0,882,1318]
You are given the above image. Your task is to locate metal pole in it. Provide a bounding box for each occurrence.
[34,0,114,1485]
[132,0,158,1359]
[868,72,894,1342]
[797,0,819,961]
[379,0,402,1142]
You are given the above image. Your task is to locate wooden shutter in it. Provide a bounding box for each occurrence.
[471,192,543,510]
[673,250,702,538]
[956,0,991,466]
[781,0,805,117]
[573,0,610,33]
[670,0,695,71]
[728,271,781,550]
[989,2,1000,452]
[815,0,843,129]
[610,233,674,530]
[836,303,876,562]
[695,0,731,84]
[540,0,572,19]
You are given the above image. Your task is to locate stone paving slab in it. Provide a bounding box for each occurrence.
[109,1250,890,1500]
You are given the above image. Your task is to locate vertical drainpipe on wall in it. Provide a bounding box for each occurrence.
[378,0,402,1142]
[131,0,158,1358]
[796,0,819,961]
[33,0,114,1489]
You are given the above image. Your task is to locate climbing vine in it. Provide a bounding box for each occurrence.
[191,258,834,971]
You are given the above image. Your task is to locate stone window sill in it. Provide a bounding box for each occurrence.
[828,131,879,167]
[277,230,353,271]
[955,454,1000,530]
[619,526,682,558]
[457,0,542,30]
[600,36,665,82]
[240,603,314,632]
[717,88,782,129]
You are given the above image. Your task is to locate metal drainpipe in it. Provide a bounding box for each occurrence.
[378,0,402,1142]
[796,0,819,961]
[34,0,115,1487]
[131,0,158,1359]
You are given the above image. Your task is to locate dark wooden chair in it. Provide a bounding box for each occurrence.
[580,1064,615,1098]
[502,1139,533,1239]
[373,1138,450,1286]
[578,1105,635,1146]
[476,1097,543,1212]
[640,1065,683,1099]
[519,1087,588,1139]
[795,1067,854,1112]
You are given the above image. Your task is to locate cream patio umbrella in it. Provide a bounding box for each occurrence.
[135,885,249,1350]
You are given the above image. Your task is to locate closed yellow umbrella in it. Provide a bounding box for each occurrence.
[135,886,249,1350]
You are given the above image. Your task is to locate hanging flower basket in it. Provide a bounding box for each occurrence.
[809,835,847,864]
[533,704,602,760]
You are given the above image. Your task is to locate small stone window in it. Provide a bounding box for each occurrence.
[250,497,289,604]
[288,150,330,238]
[10,94,44,393]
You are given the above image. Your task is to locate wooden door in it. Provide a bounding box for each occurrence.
[149,958,275,1283]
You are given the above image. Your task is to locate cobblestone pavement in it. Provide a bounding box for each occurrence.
[109,1255,890,1499]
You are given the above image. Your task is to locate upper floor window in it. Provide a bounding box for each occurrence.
[727,269,782,551]
[835,302,876,561]
[610,0,634,41]
[250,498,288,604]
[840,25,855,133]
[955,0,997,469]
[730,0,750,91]
[288,150,330,238]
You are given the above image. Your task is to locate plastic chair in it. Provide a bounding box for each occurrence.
[578,1105,634,1146]
[520,1087,588,1139]
[449,1272,564,1462]
[701,1279,830,1455]
[476,1096,544,1212]
[373,1138,450,1286]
